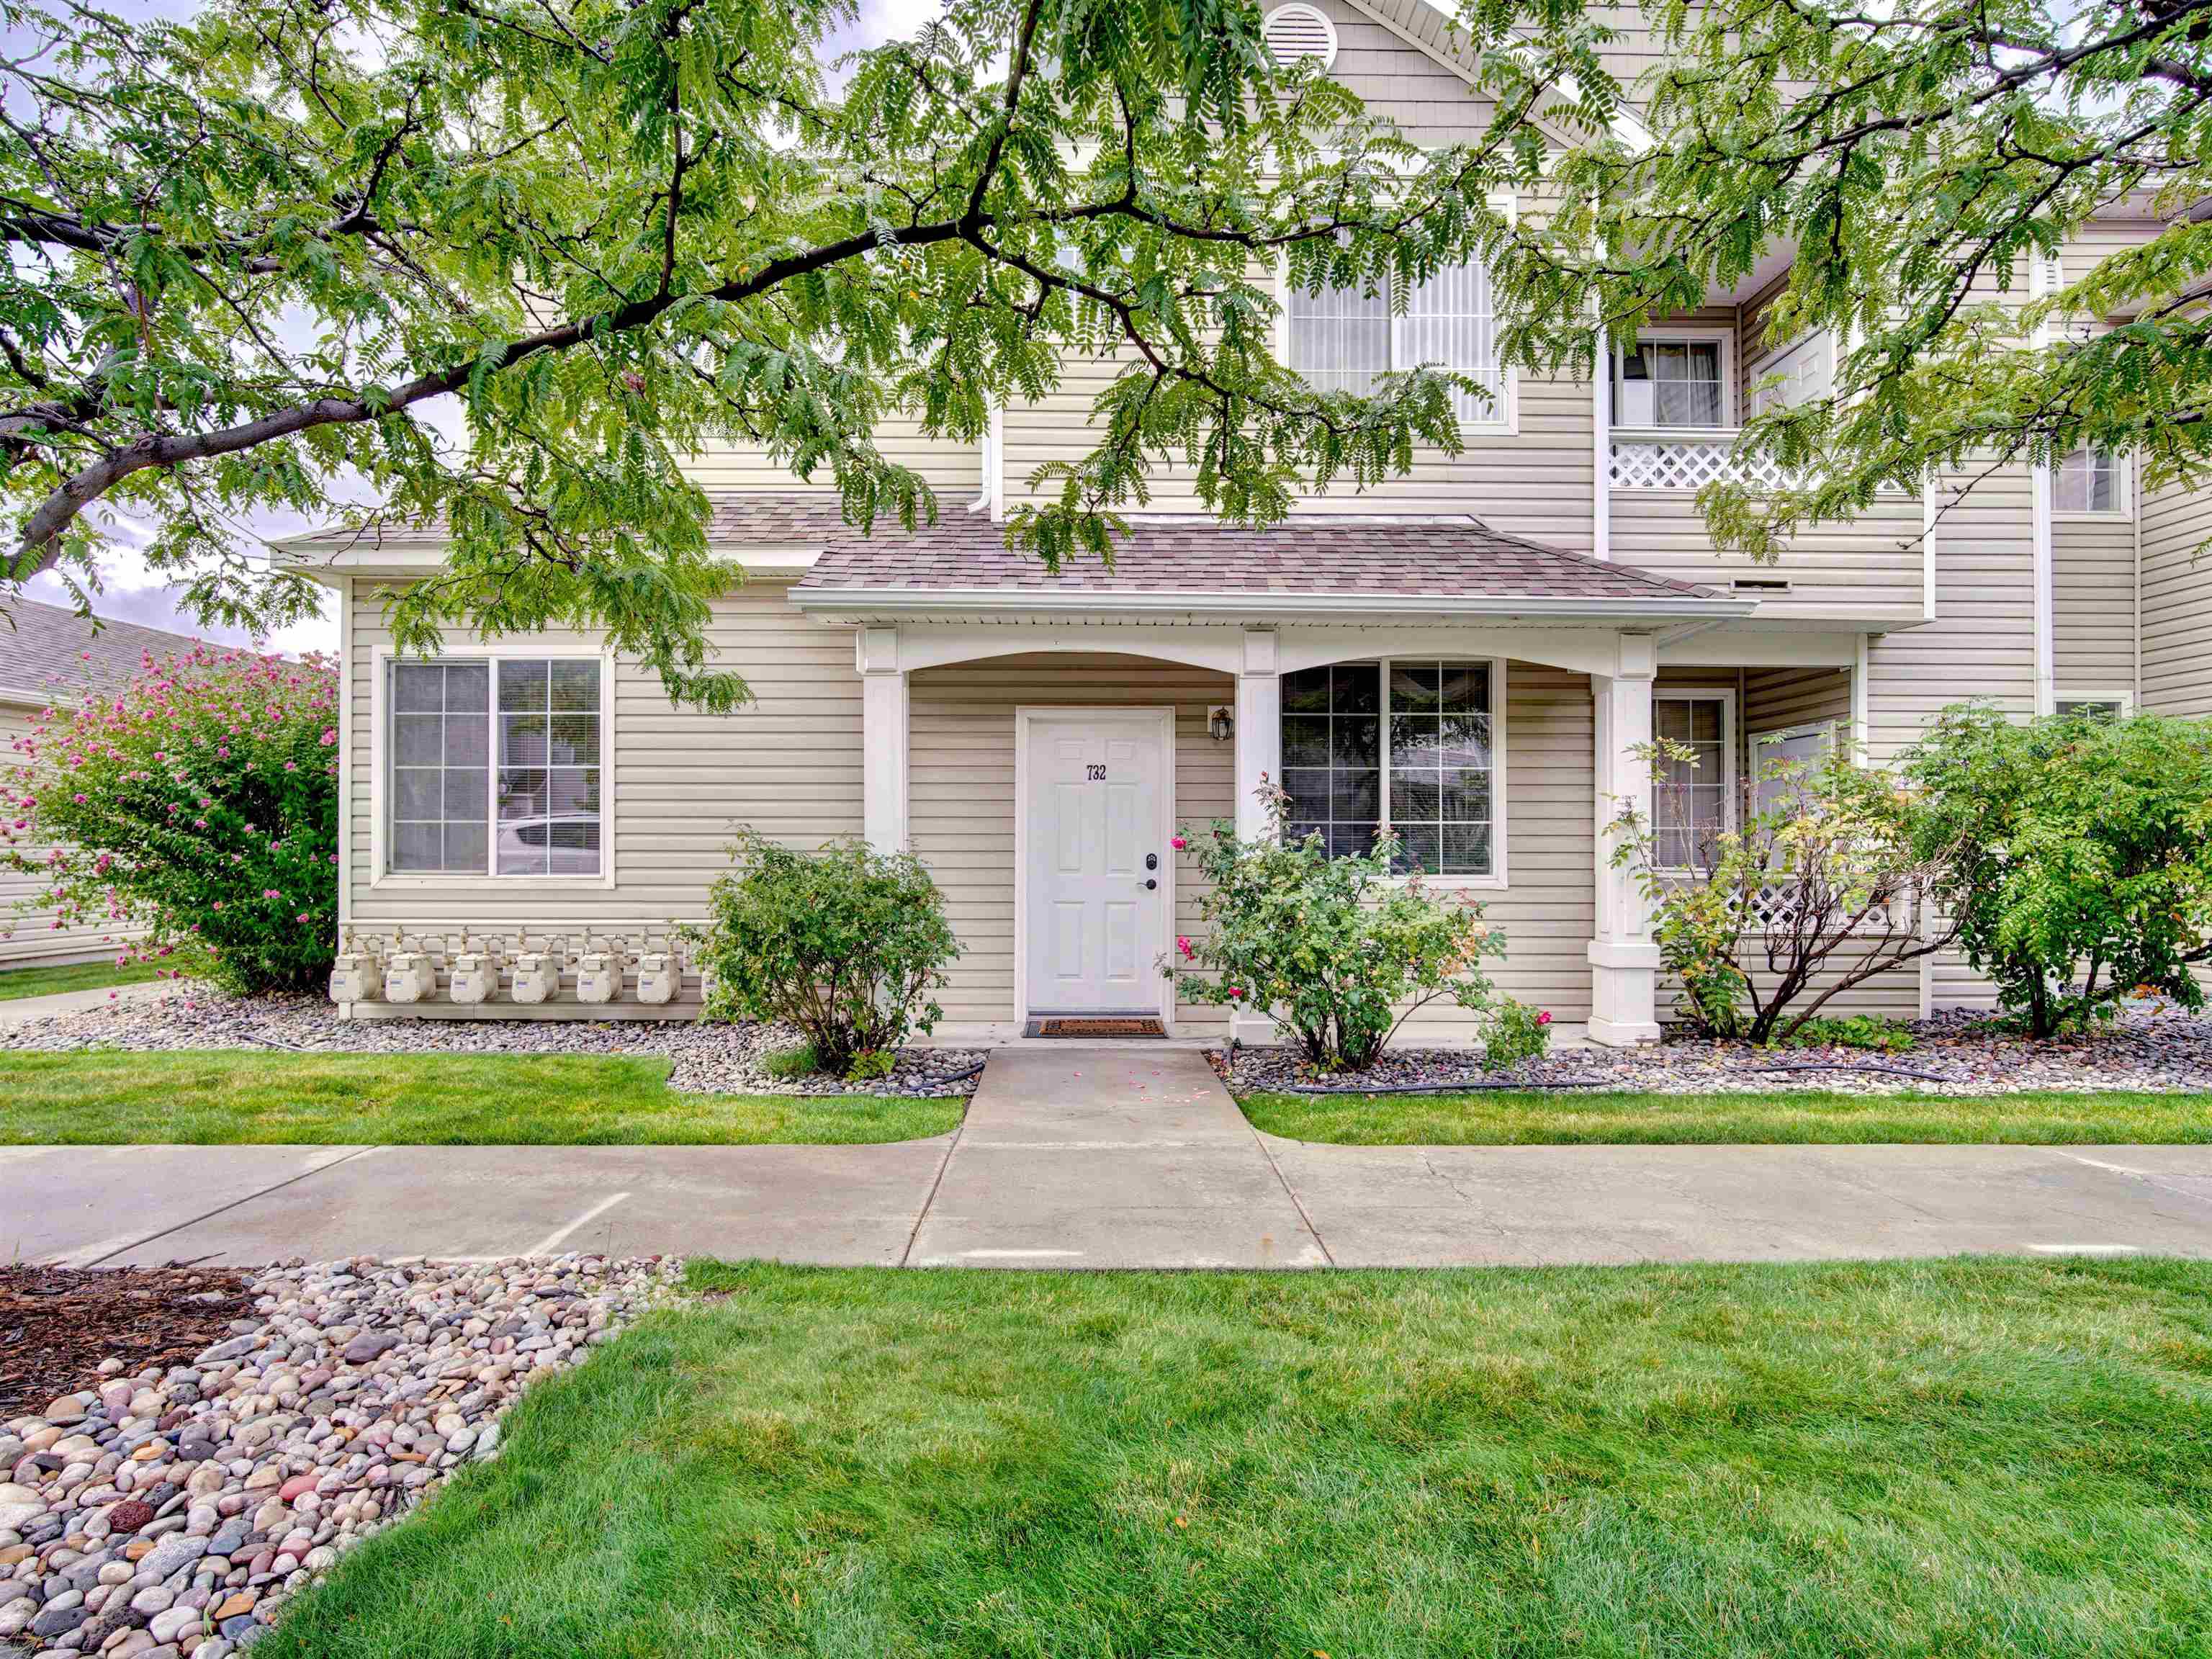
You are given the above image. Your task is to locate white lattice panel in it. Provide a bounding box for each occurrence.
[1610,432,1789,492]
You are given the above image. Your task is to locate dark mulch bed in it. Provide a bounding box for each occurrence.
[0,1264,258,1419]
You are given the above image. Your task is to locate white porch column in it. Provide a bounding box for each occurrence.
[858,626,909,853]
[1233,628,1281,840]
[1588,632,1661,1046]
[1230,629,1281,1046]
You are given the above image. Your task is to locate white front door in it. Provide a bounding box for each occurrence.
[1022,711,1171,1015]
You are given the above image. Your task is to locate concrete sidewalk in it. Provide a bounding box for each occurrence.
[8,1047,2212,1267]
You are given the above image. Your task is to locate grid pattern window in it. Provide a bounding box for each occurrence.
[385,657,603,878]
[2055,449,2121,513]
[389,662,490,873]
[1614,339,1725,428]
[1655,695,1728,868]
[1287,264,1504,423]
[1281,660,1497,877]
[495,660,603,876]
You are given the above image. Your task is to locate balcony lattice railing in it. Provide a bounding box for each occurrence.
[1609,426,1788,492]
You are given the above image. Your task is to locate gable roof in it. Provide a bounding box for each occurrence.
[0,599,220,708]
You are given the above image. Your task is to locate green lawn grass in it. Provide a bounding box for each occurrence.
[0,957,165,1000]
[0,1050,961,1144]
[1241,1085,2212,1144]
[258,1259,2212,1659]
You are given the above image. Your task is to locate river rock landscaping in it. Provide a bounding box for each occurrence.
[0,992,985,1099]
[0,1254,670,1658]
[1218,1002,2212,1097]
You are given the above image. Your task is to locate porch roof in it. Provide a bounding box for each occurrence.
[760,497,1752,622]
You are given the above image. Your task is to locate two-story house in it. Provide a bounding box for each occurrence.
[284,0,2208,1044]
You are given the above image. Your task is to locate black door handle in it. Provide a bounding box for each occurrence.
[1143,878,1157,890]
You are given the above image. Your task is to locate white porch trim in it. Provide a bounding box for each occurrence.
[858,625,909,854]
[1588,634,1661,1046]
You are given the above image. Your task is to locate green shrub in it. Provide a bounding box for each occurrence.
[1905,704,2212,1036]
[694,831,958,1076]
[0,644,338,994]
[1611,730,1955,1046]
[1173,785,1505,1072]
[1781,1015,1916,1053]
[1482,999,1553,1071]
[844,1048,896,1082]
[760,1040,820,1080]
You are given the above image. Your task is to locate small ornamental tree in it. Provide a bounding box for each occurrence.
[1,645,339,993]
[1610,732,1960,1044]
[1172,784,1507,1071]
[1905,705,2212,1037]
[693,830,959,1077]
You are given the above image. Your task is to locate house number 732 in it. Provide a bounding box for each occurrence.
[1086,764,1107,781]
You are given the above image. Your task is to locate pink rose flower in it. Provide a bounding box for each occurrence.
[1537,1010,1552,1026]
[1177,935,1194,960]
[1171,835,1187,850]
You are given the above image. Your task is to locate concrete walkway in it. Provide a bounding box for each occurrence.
[9,1047,2212,1267]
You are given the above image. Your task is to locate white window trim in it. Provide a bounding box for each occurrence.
[1654,686,1737,871]
[369,644,617,891]
[2052,447,2134,521]
[1274,189,1520,435]
[1612,324,1738,432]
[1280,655,1509,890]
[2055,689,2134,716]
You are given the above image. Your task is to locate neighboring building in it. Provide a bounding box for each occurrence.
[282,0,2205,1042]
[0,601,215,967]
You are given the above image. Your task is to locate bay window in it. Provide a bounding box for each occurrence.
[1285,261,1506,426]
[1280,659,1498,878]
[388,657,605,877]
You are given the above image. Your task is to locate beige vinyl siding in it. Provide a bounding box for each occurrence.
[680,415,982,498]
[1863,464,2036,765]
[1611,495,1924,619]
[1404,662,1596,1033]
[2053,512,2136,696]
[2141,476,2212,717]
[0,701,144,966]
[907,653,1232,1031]
[1318,0,1498,145]
[346,580,860,953]
[1004,357,1597,550]
[1744,664,1852,740]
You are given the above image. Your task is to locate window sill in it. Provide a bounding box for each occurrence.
[370,873,616,891]
[2052,511,2133,523]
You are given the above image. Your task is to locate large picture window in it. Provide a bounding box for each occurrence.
[1280,660,1497,877]
[1285,261,1505,426]
[388,657,604,877]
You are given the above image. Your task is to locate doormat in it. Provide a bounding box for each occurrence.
[1028,1017,1167,1039]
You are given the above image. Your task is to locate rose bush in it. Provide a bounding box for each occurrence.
[1,644,339,993]
[1171,783,1508,1072]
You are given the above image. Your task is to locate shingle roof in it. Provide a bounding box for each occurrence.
[732,495,1717,604]
[0,599,220,706]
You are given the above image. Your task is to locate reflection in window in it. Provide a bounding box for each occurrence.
[1655,695,1729,868]
[1614,338,1725,428]
[1280,660,1495,876]
[2055,448,2121,513]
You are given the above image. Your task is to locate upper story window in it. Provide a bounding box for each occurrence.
[1285,262,1504,427]
[390,657,604,877]
[2054,447,2125,515]
[1613,334,1730,429]
[1280,659,1498,878]
[1653,691,1734,868]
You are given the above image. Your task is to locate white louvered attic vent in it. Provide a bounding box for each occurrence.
[1263,4,1338,70]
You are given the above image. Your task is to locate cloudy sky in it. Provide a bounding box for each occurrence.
[20,0,952,655]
